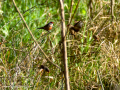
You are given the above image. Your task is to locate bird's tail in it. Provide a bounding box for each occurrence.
[37,27,44,29]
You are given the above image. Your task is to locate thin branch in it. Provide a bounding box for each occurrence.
[0,47,26,52]
[59,0,70,90]
[66,0,81,37]
[88,0,93,19]
[68,0,74,23]
[111,0,114,21]
[12,0,61,69]
[69,0,81,24]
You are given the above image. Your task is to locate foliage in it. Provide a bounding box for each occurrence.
[0,0,120,89]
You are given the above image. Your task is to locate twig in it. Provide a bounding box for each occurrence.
[67,0,74,40]
[97,24,111,36]
[1,47,25,52]
[12,0,61,69]
[59,0,70,90]
[93,5,105,21]
[65,0,81,37]
[19,31,53,66]
[69,0,81,24]
[68,0,74,23]
[111,0,114,21]
[88,0,92,19]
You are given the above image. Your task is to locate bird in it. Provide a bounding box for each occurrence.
[38,65,49,73]
[67,25,76,36]
[37,22,54,31]
[67,21,83,34]
[70,27,76,36]
[73,21,83,32]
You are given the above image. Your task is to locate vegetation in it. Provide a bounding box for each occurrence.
[0,0,120,89]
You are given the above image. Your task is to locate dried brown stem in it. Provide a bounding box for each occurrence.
[59,0,70,89]
[111,0,114,21]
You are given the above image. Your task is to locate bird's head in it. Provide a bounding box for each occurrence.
[50,22,54,24]
[67,24,70,27]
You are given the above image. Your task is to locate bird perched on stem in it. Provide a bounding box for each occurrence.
[37,22,54,31]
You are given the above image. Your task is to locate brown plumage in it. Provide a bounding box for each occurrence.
[38,65,49,73]
[69,26,76,36]
[67,21,83,35]
[73,21,83,32]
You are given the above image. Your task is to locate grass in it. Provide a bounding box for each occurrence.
[0,0,120,89]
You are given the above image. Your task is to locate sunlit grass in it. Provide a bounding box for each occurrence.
[0,0,120,90]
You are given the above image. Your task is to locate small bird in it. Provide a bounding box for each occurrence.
[67,25,76,36]
[70,27,76,36]
[73,21,83,32]
[38,65,49,73]
[67,21,83,34]
[37,22,54,31]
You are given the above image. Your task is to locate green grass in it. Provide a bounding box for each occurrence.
[0,0,120,90]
